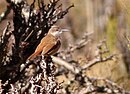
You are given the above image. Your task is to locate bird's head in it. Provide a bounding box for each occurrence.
[48,25,69,37]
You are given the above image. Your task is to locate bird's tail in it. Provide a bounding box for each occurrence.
[27,51,41,61]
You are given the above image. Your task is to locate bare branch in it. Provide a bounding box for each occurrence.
[51,56,80,74]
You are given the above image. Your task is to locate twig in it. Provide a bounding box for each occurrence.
[82,54,116,70]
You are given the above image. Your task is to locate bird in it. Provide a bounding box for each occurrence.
[27,25,69,61]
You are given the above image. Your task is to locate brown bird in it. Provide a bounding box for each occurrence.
[27,25,68,60]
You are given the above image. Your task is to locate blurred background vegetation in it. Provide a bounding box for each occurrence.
[1,0,130,91]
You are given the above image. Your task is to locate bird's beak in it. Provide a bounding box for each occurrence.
[61,29,70,32]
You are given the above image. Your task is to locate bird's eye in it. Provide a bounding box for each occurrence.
[56,29,59,31]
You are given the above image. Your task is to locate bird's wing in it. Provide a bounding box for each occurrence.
[28,35,53,60]
[42,40,61,55]
[28,34,59,60]
[34,34,53,53]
